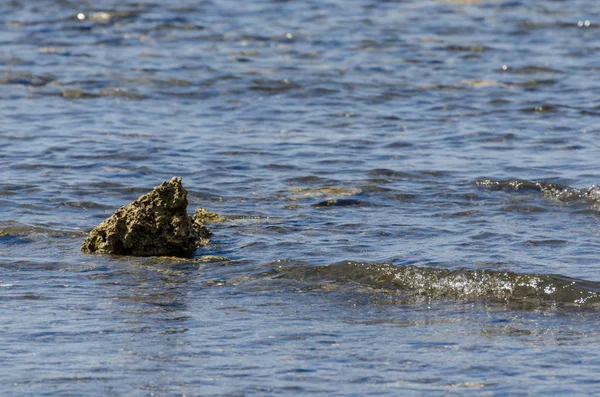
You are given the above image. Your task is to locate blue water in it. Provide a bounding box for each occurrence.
[3,0,600,395]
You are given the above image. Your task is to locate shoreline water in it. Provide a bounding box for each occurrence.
[4,0,600,394]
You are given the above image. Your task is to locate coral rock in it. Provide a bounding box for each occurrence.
[193,207,226,224]
[81,177,211,257]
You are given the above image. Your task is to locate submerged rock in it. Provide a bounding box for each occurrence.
[193,207,225,224]
[81,177,211,257]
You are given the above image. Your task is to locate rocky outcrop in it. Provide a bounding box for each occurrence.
[81,177,211,257]
[193,207,225,224]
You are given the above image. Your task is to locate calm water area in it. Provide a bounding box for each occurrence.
[2,0,600,395]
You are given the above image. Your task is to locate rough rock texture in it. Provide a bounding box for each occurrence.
[81,177,211,257]
[193,207,226,224]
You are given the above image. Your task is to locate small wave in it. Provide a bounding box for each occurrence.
[0,73,55,87]
[270,261,600,309]
[249,79,302,93]
[500,65,563,74]
[312,198,366,208]
[445,44,490,52]
[476,178,600,203]
[0,221,86,240]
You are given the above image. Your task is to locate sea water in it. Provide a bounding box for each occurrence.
[3,0,600,395]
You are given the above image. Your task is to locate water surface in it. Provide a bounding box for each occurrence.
[3,0,600,395]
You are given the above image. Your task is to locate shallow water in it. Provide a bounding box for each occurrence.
[3,0,600,395]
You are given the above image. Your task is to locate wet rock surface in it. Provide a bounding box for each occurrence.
[81,177,211,257]
[193,207,226,224]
